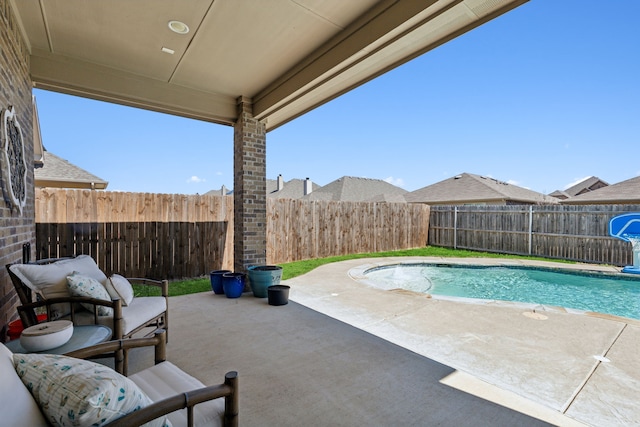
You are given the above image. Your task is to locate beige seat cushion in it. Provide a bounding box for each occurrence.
[67,296,166,336]
[0,344,48,427]
[10,255,108,298]
[9,256,108,318]
[129,361,225,427]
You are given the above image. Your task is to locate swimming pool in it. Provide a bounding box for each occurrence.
[362,263,640,320]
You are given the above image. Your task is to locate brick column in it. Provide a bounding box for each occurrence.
[233,97,266,285]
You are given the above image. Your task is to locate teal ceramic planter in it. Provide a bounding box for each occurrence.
[247,265,283,298]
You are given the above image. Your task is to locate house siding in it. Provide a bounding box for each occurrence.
[0,0,35,341]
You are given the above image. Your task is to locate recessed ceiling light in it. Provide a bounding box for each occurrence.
[168,20,189,34]
[161,47,175,55]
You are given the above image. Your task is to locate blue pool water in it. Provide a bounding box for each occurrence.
[363,264,640,320]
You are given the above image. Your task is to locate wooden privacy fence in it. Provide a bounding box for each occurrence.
[35,189,431,279]
[429,204,640,266]
[267,199,430,263]
[36,221,229,279]
[35,189,233,223]
[35,189,235,278]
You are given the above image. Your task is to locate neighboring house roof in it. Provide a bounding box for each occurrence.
[549,176,609,200]
[34,151,108,190]
[548,189,571,199]
[205,185,232,196]
[405,173,558,205]
[267,176,320,199]
[302,176,407,202]
[561,175,640,205]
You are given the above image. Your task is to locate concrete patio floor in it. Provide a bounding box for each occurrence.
[129,257,638,426]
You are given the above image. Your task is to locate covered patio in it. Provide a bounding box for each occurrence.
[4,0,530,269]
[1,0,531,356]
[1,1,575,425]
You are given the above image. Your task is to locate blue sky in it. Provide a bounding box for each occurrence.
[34,1,640,195]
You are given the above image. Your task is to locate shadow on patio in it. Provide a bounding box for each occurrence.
[127,292,552,426]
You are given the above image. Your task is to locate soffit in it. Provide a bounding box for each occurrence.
[10,0,528,130]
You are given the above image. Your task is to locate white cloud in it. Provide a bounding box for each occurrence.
[384,176,405,187]
[187,176,206,184]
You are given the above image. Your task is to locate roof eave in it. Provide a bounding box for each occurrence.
[35,179,108,190]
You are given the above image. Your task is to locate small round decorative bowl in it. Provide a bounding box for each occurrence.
[20,320,74,352]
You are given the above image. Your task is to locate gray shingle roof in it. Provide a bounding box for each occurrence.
[204,185,232,196]
[561,175,640,204]
[549,176,609,199]
[34,151,108,189]
[302,176,407,202]
[404,173,558,205]
[548,189,571,199]
[267,178,320,199]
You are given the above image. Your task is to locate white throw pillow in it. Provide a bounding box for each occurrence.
[109,274,135,306]
[67,271,113,316]
[102,277,123,304]
[13,353,170,427]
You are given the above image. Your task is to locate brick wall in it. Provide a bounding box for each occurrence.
[233,98,267,278]
[0,0,35,342]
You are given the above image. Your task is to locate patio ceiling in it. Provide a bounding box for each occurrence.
[11,0,527,131]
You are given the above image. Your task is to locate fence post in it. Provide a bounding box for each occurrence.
[528,206,533,255]
[454,206,458,250]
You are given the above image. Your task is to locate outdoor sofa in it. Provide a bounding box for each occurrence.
[6,255,169,373]
[0,329,239,427]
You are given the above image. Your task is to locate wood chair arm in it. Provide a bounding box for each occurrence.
[17,296,123,339]
[65,330,238,427]
[66,329,167,374]
[104,371,239,427]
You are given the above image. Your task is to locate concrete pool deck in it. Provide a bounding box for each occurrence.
[285,257,640,426]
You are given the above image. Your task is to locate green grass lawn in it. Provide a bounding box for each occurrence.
[137,246,570,298]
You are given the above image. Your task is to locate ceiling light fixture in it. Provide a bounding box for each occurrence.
[161,47,175,55]
[168,20,189,34]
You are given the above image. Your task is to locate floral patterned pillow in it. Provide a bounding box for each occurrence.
[13,353,171,427]
[66,271,113,316]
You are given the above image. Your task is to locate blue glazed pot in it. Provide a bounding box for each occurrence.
[210,270,231,294]
[222,272,246,298]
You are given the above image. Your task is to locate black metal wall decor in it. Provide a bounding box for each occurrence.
[1,106,27,215]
